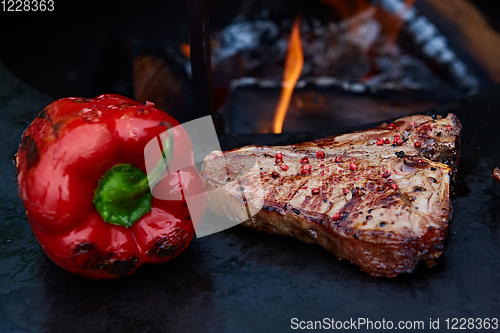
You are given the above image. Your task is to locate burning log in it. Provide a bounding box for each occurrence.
[419,0,500,84]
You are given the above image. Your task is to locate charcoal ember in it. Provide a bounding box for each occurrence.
[211,10,380,81]
[209,2,462,97]
[364,53,459,102]
[211,20,287,82]
[301,23,370,79]
[301,8,380,78]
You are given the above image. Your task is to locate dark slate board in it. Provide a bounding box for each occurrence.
[1,62,499,332]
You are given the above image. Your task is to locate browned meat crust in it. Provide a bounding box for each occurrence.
[201,114,461,277]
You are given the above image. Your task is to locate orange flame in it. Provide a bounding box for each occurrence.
[180,43,191,59]
[272,14,304,134]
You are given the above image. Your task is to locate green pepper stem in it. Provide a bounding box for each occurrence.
[92,126,173,228]
[138,130,173,191]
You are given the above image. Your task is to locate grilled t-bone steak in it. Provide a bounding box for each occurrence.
[201,114,461,277]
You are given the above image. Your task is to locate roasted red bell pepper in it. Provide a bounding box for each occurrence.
[15,94,206,279]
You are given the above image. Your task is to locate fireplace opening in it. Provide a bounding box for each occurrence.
[133,0,500,134]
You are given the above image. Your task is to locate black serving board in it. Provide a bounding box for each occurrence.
[1,62,499,333]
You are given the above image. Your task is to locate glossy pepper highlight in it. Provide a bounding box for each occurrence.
[15,94,206,279]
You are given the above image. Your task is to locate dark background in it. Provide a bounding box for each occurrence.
[0,0,240,100]
[0,0,499,101]
[0,0,190,100]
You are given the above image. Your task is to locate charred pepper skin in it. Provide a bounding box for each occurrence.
[15,94,206,279]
